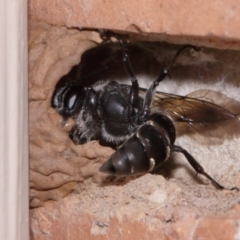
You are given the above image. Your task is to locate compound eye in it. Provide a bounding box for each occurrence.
[63,86,86,117]
[64,86,85,110]
[64,90,78,110]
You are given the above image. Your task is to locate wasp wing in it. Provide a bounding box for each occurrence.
[142,89,240,139]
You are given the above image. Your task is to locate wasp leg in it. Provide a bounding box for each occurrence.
[173,145,239,191]
[69,125,99,145]
[141,68,170,120]
[69,125,83,144]
[141,45,200,120]
[118,39,139,119]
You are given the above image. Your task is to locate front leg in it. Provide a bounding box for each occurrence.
[69,125,82,144]
[69,125,88,144]
[69,125,100,144]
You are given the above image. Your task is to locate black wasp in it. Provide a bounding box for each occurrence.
[52,38,240,190]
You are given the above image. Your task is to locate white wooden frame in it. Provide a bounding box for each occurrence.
[0,0,29,239]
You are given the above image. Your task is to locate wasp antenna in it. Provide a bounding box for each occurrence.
[168,45,201,70]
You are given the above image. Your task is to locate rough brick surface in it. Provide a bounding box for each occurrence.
[29,21,240,240]
[29,0,240,49]
[30,188,240,240]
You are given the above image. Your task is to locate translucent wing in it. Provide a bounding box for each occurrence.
[141,89,240,139]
